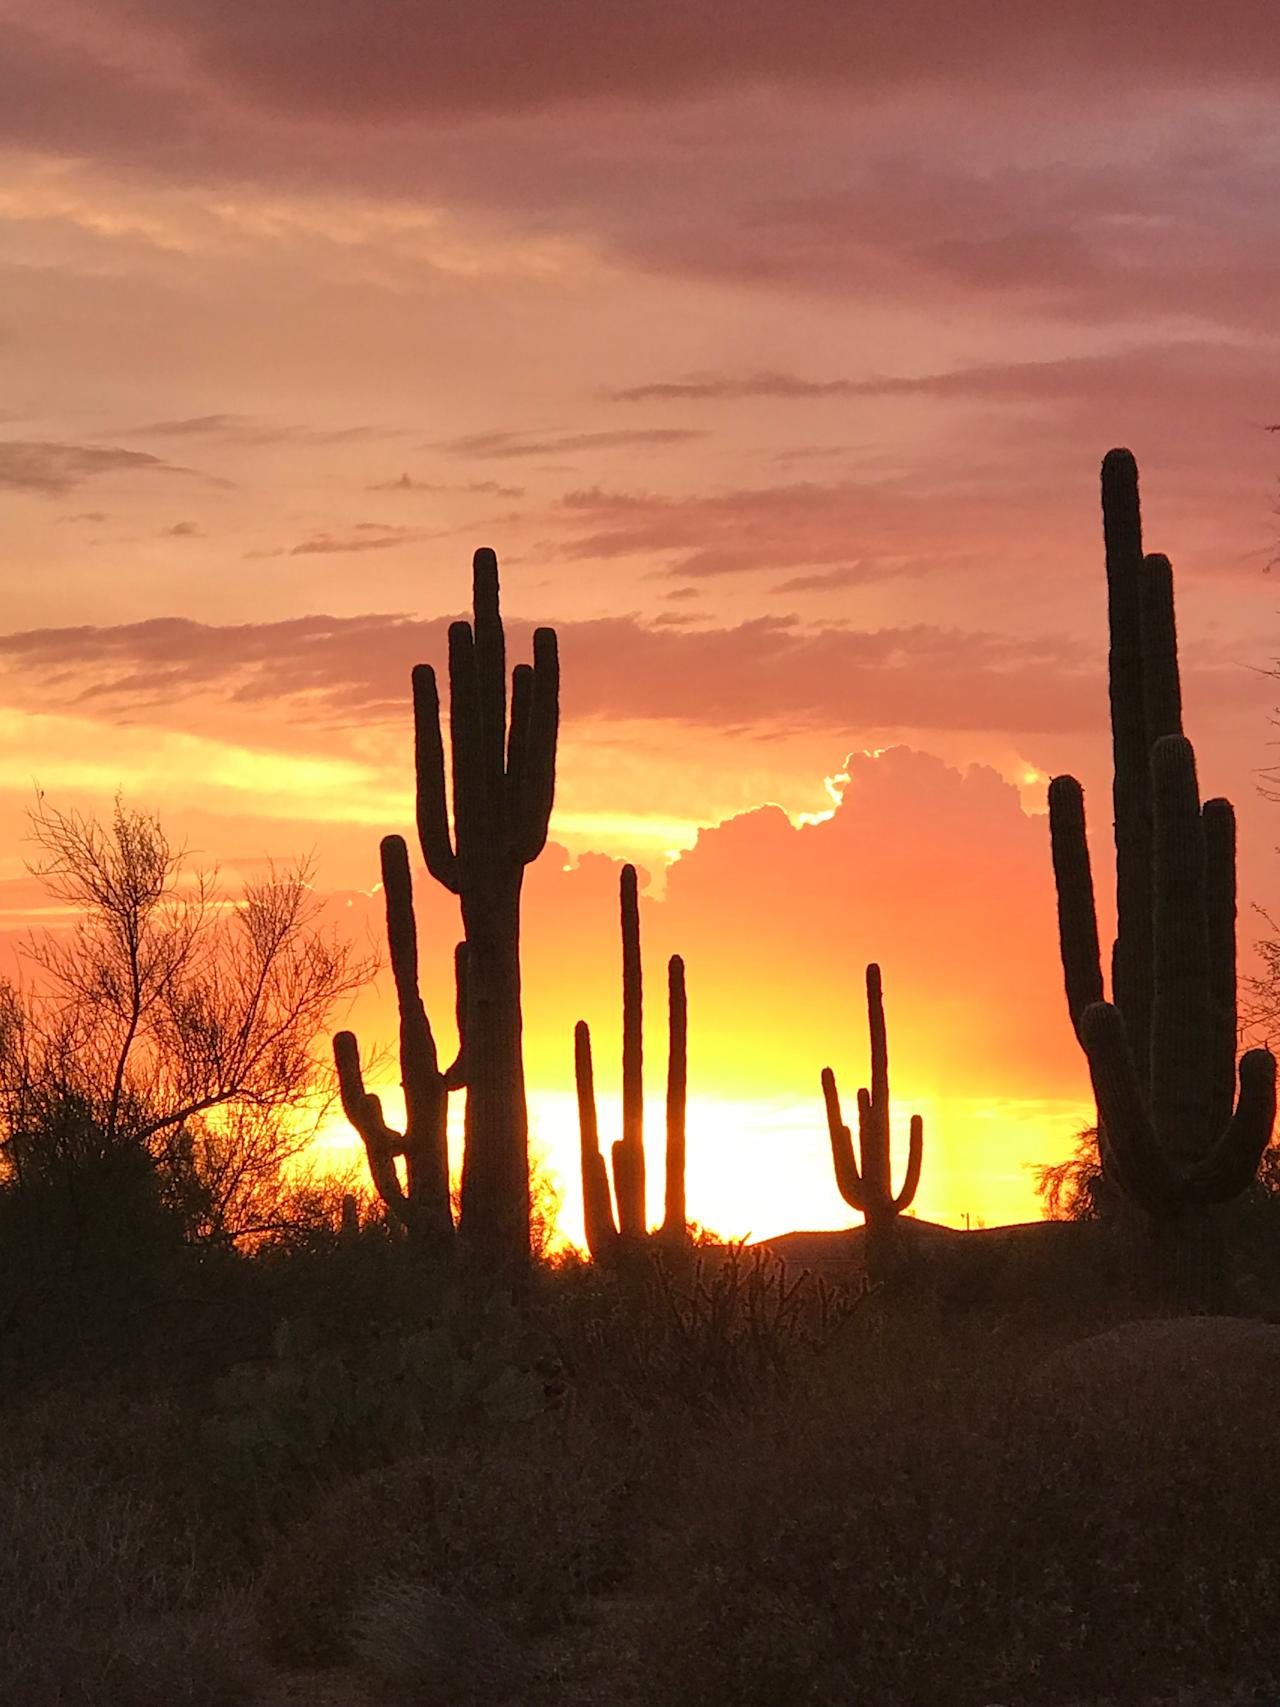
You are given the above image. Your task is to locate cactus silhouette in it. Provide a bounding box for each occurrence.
[333,834,465,1252]
[413,548,559,1268]
[821,962,923,1281]
[576,864,688,1259]
[663,950,688,1240]
[1047,450,1276,1305]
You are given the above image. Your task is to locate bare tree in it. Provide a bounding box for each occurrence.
[0,797,372,1243]
[1032,1127,1104,1222]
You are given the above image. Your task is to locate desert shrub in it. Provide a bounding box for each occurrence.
[540,1243,864,1416]
[348,1579,527,1705]
[0,1386,257,1707]
[645,1308,1280,1707]
[201,1283,550,1525]
[256,1398,645,1665]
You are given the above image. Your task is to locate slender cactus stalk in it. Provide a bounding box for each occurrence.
[821,963,923,1282]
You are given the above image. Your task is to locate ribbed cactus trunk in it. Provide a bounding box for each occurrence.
[575,1020,620,1265]
[1047,451,1276,1312]
[413,548,559,1272]
[821,963,923,1284]
[460,887,527,1259]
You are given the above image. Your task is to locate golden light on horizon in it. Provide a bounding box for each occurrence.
[312,1079,1092,1248]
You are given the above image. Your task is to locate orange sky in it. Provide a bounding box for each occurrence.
[3,4,1280,1240]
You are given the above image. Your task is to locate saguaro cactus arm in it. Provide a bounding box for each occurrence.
[1149,735,1214,1164]
[1078,1002,1180,1214]
[411,664,460,895]
[443,941,469,1091]
[514,628,560,863]
[333,1030,411,1226]
[1047,775,1106,1037]
[822,1066,867,1212]
[1191,1050,1277,1202]
[1138,553,1182,745]
[575,1020,619,1263]
[1081,1002,1277,1214]
[894,1115,924,1213]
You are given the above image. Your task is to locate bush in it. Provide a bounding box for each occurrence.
[644,1305,1280,1706]
[539,1243,864,1415]
[202,1283,550,1525]
[0,1387,257,1706]
[349,1579,527,1705]
[256,1401,641,1666]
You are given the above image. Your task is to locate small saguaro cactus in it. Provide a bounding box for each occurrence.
[412,548,559,1269]
[1047,449,1276,1308]
[576,864,689,1260]
[333,834,465,1254]
[821,963,923,1281]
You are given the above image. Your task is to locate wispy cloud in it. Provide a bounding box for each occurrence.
[246,522,440,559]
[433,426,707,460]
[608,371,868,403]
[0,440,228,496]
[120,414,411,447]
[366,472,525,498]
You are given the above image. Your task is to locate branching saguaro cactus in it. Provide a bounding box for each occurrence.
[333,835,465,1254]
[575,864,689,1261]
[821,962,923,1282]
[1047,449,1276,1308]
[413,548,558,1268]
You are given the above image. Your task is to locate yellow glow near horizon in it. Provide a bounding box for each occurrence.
[309,1084,1092,1247]
[0,703,400,828]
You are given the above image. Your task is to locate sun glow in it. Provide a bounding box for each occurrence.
[314,1080,1091,1249]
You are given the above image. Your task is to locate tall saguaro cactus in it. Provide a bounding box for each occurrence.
[576,864,689,1260]
[821,962,923,1281]
[413,548,559,1267]
[333,835,465,1253]
[1047,450,1276,1305]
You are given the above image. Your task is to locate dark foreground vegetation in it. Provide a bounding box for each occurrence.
[6,1220,1280,1707]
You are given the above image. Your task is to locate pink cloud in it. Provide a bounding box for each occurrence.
[0,607,1260,744]
[65,3,1280,123]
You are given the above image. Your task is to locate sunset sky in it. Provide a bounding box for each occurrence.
[4,3,1280,1242]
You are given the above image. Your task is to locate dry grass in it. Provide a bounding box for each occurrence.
[348,1580,526,1704]
[5,1241,1280,1706]
[639,1301,1280,1707]
[0,1386,259,1706]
